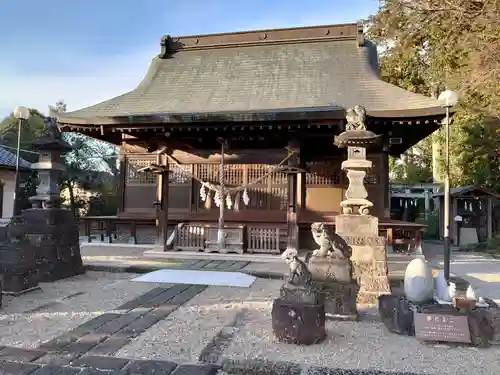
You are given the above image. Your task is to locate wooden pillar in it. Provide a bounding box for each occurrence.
[155,152,170,250]
[424,189,431,220]
[286,140,300,251]
[117,151,126,214]
[382,150,390,218]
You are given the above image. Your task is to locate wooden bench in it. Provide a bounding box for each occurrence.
[379,220,426,254]
[81,216,155,244]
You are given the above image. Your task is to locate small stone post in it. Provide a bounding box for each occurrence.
[21,116,84,281]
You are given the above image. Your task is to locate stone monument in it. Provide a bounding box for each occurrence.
[271,248,326,345]
[333,105,391,305]
[0,215,40,295]
[21,116,84,282]
[379,256,500,347]
[307,222,359,320]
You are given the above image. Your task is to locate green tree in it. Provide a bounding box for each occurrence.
[0,109,45,163]
[51,101,119,216]
[368,0,500,190]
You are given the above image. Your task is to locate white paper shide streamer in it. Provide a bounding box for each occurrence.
[214,190,222,208]
[199,183,207,202]
[242,188,250,206]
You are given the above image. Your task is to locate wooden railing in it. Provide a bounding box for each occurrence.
[80,216,425,255]
[175,223,206,251]
[247,225,286,254]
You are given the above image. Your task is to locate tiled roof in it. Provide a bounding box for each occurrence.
[0,147,31,169]
[57,23,445,126]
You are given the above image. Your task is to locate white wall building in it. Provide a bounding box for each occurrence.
[0,147,31,225]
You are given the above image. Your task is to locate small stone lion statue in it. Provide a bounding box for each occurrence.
[310,223,351,258]
[282,248,312,286]
[345,105,367,131]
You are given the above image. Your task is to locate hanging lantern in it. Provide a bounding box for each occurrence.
[400,199,403,207]
[242,188,250,206]
[404,200,408,208]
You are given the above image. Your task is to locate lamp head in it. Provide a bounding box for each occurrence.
[13,106,30,120]
[438,90,458,108]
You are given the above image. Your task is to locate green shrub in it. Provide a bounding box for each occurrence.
[415,209,440,239]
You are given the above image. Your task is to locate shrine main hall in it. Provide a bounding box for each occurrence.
[56,22,448,255]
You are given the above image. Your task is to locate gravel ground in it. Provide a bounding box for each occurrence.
[223,284,500,375]
[115,281,257,363]
[117,278,499,375]
[0,271,162,349]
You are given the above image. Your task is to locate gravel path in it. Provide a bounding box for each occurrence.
[0,271,162,349]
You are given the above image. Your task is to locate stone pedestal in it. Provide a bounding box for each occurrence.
[308,255,352,283]
[0,219,39,295]
[379,294,500,348]
[22,208,84,282]
[308,254,358,319]
[272,280,326,345]
[316,280,358,320]
[336,214,391,305]
[378,294,415,335]
[272,298,326,345]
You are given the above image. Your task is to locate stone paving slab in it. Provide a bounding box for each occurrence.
[0,358,221,375]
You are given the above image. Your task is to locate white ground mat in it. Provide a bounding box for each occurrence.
[131,269,257,288]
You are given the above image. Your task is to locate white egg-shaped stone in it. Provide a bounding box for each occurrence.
[404,258,434,303]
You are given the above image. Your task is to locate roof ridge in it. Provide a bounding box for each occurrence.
[160,22,364,56]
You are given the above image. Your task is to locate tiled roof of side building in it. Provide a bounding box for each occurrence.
[56,22,445,126]
[0,147,31,169]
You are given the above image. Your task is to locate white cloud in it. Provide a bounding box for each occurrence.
[0,43,158,116]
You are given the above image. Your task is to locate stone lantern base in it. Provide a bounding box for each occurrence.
[21,208,84,282]
[335,214,391,304]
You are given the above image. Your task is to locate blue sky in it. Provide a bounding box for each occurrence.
[0,0,380,117]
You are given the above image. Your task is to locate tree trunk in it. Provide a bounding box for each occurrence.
[68,180,77,218]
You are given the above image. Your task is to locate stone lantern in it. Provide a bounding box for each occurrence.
[333,105,391,304]
[20,116,84,281]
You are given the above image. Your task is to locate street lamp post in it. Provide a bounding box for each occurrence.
[12,106,30,217]
[437,90,458,281]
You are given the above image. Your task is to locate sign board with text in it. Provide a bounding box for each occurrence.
[414,312,471,343]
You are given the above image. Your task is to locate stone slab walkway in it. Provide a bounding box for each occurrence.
[80,243,417,280]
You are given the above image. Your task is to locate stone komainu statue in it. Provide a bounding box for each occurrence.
[310,222,351,258]
[282,248,312,286]
[345,105,367,131]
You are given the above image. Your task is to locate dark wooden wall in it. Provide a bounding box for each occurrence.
[118,145,387,221]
